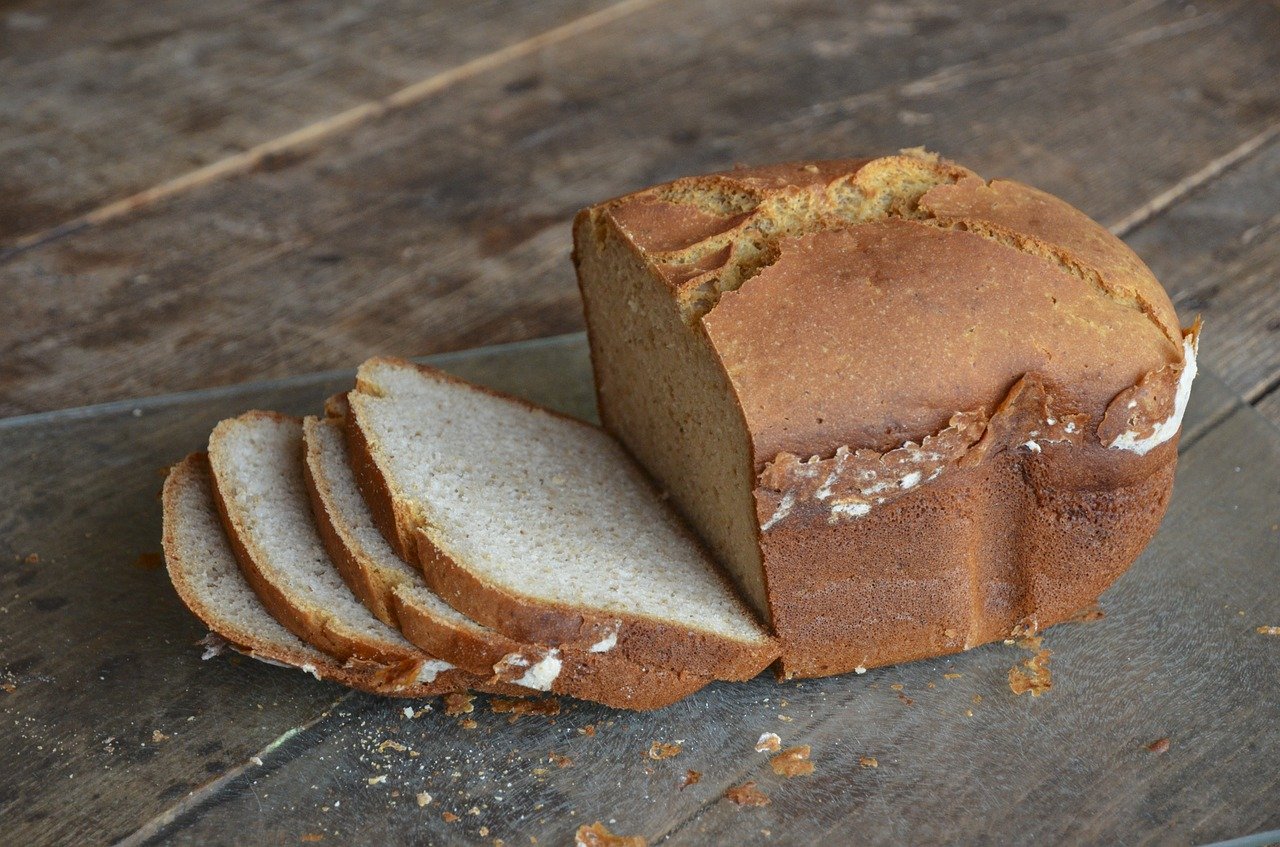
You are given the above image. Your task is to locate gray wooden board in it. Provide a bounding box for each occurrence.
[0,334,1271,846]
[5,0,1280,417]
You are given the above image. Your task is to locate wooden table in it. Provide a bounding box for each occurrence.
[2,2,1278,844]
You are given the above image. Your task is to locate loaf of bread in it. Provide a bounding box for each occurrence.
[573,150,1199,678]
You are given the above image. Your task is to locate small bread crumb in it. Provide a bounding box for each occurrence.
[726,781,770,807]
[755,732,781,752]
[1009,648,1053,697]
[548,752,573,768]
[1257,626,1280,635]
[770,746,814,777]
[460,718,478,730]
[442,811,459,823]
[417,791,432,807]
[647,741,682,760]
[943,673,962,680]
[574,822,646,846]
[491,697,560,718]
[151,730,169,743]
[680,770,702,789]
[1146,737,1171,754]
[859,756,878,768]
[443,693,475,715]
[377,740,408,753]
[367,775,387,786]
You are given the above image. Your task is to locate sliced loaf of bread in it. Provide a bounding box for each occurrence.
[162,454,466,696]
[344,358,778,681]
[303,414,711,709]
[206,411,474,691]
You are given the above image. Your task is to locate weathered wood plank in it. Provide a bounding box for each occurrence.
[0,337,593,846]
[100,365,1274,846]
[1125,135,1280,428]
[0,0,617,243]
[3,0,1277,417]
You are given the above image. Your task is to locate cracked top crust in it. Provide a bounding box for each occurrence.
[594,152,1185,465]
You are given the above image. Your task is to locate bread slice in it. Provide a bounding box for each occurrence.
[303,414,711,709]
[162,454,465,696]
[345,357,778,681]
[206,410,472,690]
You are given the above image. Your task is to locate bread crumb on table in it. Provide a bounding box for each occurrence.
[442,811,459,823]
[443,693,475,715]
[680,770,702,789]
[770,745,814,777]
[1146,737,1171,754]
[416,791,432,807]
[1257,626,1280,635]
[755,732,781,752]
[859,756,879,768]
[1009,648,1053,697]
[491,697,560,718]
[647,741,682,760]
[548,752,573,768]
[377,739,408,753]
[575,822,646,847]
[726,781,771,807]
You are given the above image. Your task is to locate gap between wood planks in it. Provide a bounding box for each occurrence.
[111,692,357,847]
[0,0,667,261]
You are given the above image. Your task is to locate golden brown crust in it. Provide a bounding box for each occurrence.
[392,594,710,710]
[577,151,1196,678]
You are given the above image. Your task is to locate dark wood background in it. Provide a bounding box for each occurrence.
[1,0,1278,425]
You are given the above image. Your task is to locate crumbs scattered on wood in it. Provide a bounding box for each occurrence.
[1146,737,1171,754]
[578,724,596,736]
[460,718,478,730]
[943,672,962,680]
[681,770,702,789]
[859,756,878,768]
[548,752,573,768]
[24,553,39,565]
[367,775,387,786]
[417,791,432,807]
[151,730,169,743]
[377,739,409,753]
[770,745,813,777]
[1257,626,1280,635]
[574,821,646,846]
[647,741,682,760]
[726,781,770,807]
[755,732,781,752]
[491,697,561,718]
[442,811,459,823]
[443,693,475,715]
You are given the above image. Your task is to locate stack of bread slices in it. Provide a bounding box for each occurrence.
[163,357,778,710]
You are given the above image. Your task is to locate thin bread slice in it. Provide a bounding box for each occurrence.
[345,357,778,681]
[162,454,464,696]
[303,414,711,710]
[207,410,470,690]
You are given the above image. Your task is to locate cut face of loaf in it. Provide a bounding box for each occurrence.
[161,454,460,697]
[303,414,711,709]
[345,358,777,681]
[574,150,1198,678]
[207,411,474,692]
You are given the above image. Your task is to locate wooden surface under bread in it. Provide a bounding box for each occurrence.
[0,335,1276,846]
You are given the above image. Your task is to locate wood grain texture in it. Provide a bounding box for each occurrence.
[0,342,1239,847]
[2,0,1278,417]
[1125,135,1280,427]
[0,0,614,243]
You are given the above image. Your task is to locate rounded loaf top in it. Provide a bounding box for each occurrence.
[597,150,1188,463]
